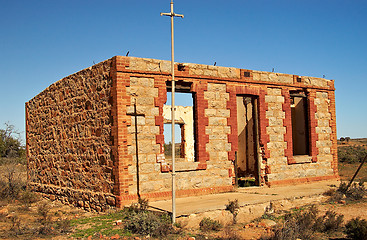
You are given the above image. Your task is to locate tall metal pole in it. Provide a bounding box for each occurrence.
[161,0,183,224]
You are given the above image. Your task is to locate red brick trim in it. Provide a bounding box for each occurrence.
[153,76,181,173]
[111,57,133,208]
[153,78,209,171]
[308,90,318,163]
[282,89,318,165]
[226,85,269,161]
[118,185,234,207]
[112,66,334,91]
[197,163,207,170]
[258,89,270,159]
[327,79,335,89]
[154,76,167,155]
[226,84,238,162]
[328,91,339,177]
[115,56,130,71]
[268,175,339,186]
[226,85,269,185]
[193,82,209,164]
[282,89,294,164]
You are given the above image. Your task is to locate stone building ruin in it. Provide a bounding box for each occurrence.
[26,56,339,211]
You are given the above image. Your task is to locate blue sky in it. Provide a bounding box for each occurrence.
[1,0,366,141]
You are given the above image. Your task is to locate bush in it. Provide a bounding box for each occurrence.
[9,214,22,235]
[126,198,149,213]
[0,165,26,200]
[267,205,343,240]
[20,189,40,208]
[338,181,365,201]
[0,123,25,159]
[225,199,240,224]
[345,217,367,240]
[199,217,222,232]
[125,211,172,237]
[338,145,367,163]
[314,210,344,233]
[55,219,72,234]
[325,181,366,202]
[347,182,366,200]
[221,226,242,240]
[37,201,54,235]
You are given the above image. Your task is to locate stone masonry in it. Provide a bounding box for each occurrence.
[26,56,338,211]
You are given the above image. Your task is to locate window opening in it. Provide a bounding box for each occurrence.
[163,81,196,162]
[164,123,183,159]
[290,91,309,155]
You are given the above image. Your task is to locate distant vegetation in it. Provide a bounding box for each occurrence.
[338,145,367,164]
[0,123,25,162]
[337,137,367,182]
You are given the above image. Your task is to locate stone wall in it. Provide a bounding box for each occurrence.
[27,56,338,209]
[26,59,116,211]
[204,83,232,183]
[121,76,234,202]
[126,76,162,195]
[264,87,335,184]
[113,56,337,204]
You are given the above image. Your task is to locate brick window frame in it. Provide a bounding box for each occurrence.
[154,78,209,172]
[283,89,318,164]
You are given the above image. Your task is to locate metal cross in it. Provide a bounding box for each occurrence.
[160,0,184,224]
[127,102,145,200]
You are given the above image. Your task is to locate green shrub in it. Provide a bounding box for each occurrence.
[345,217,367,240]
[199,217,222,232]
[0,123,25,159]
[125,211,172,237]
[338,145,367,163]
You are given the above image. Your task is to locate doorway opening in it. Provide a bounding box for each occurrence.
[290,91,309,156]
[236,95,260,187]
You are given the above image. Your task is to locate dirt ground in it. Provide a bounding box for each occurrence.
[1,196,366,239]
[0,140,366,239]
[318,200,367,222]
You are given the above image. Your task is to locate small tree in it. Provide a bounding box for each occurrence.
[0,123,25,159]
